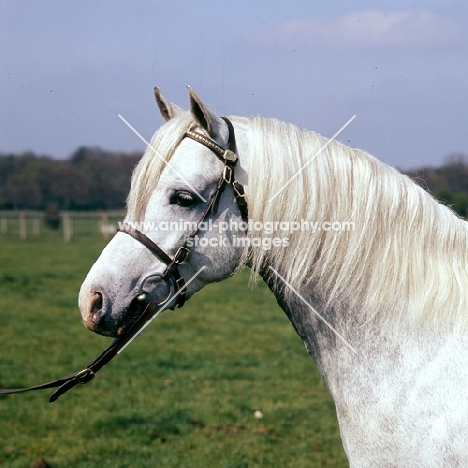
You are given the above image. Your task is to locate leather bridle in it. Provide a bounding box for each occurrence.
[0,117,248,402]
[118,117,247,310]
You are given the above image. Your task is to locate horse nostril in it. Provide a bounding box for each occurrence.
[90,292,103,316]
[85,292,105,332]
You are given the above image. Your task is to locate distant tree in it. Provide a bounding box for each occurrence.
[1,172,43,209]
[407,153,468,219]
[48,163,89,209]
[70,146,140,209]
[454,193,468,218]
[0,153,56,209]
[436,187,455,205]
[439,154,468,194]
[435,187,468,218]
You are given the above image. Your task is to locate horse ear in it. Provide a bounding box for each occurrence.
[187,86,226,140]
[154,87,183,122]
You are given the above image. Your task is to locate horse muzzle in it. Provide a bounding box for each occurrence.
[80,274,175,337]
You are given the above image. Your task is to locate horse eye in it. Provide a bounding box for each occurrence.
[169,191,197,207]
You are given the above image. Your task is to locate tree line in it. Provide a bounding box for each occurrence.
[0,148,467,216]
[0,147,140,210]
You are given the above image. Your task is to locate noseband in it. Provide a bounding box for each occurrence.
[0,117,248,402]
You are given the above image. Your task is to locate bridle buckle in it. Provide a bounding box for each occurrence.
[75,368,95,384]
[174,246,190,264]
[233,180,246,198]
[223,165,233,184]
[176,277,188,296]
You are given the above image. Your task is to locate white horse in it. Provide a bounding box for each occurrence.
[79,87,468,467]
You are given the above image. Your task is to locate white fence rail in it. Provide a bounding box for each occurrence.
[0,211,124,242]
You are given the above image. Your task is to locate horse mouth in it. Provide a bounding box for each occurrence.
[115,299,149,337]
[85,296,148,338]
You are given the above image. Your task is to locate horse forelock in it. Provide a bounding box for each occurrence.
[126,112,196,221]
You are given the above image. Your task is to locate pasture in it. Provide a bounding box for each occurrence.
[0,218,346,467]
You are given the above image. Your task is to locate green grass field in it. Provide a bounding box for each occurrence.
[0,219,347,467]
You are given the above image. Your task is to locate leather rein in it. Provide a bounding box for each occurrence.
[0,117,248,402]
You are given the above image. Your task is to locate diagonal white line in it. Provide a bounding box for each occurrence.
[268,266,358,355]
[118,114,207,202]
[117,266,206,354]
[267,115,356,203]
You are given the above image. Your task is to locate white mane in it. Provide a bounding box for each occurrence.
[127,113,468,331]
[242,116,468,331]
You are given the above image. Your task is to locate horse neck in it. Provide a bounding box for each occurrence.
[257,265,349,375]
[247,122,468,464]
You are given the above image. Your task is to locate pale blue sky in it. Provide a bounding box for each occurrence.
[1,0,467,169]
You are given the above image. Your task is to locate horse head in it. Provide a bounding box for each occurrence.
[78,87,249,337]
